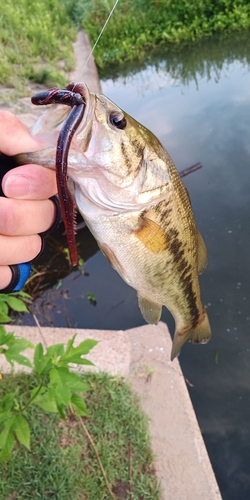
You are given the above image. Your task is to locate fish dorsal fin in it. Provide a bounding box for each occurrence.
[197,230,208,274]
[137,293,162,325]
[133,215,168,253]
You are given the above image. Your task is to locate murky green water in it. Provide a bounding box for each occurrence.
[25,30,250,499]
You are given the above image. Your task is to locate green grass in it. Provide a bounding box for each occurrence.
[0,0,77,93]
[0,372,160,500]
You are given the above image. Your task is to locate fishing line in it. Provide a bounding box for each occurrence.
[77,0,120,83]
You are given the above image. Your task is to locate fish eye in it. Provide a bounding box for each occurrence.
[109,112,127,130]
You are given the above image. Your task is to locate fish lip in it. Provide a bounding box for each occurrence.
[29,81,94,149]
[69,81,95,152]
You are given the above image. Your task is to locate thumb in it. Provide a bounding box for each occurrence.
[0,110,48,156]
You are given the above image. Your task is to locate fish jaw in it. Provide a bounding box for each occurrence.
[29,82,95,151]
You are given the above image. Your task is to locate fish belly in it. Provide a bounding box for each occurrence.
[83,209,198,312]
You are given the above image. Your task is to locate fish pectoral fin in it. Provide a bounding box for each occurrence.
[137,293,162,325]
[197,230,208,274]
[133,216,168,253]
[171,309,211,361]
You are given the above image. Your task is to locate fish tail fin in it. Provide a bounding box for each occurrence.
[171,310,211,361]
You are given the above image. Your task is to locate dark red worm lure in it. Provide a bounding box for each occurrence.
[31,83,86,267]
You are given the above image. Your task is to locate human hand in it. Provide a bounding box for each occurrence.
[0,111,58,291]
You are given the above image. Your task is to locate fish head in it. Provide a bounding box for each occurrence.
[69,83,173,214]
[18,82,173,213]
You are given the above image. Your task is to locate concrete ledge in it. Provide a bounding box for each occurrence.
[127,323,222,500]
[1,325,131,376]
[1,322,221,500]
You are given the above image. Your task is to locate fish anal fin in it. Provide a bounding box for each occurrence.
[133,216,168,253]
[197,230,208,275]
[171,309,211,361]
[138,293,162,325]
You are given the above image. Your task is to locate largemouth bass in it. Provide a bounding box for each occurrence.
[18,82,211,360]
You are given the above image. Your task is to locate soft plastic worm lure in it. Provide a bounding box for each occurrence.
[31,82,86,266]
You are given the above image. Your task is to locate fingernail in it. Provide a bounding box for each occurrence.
[3,175,33,197]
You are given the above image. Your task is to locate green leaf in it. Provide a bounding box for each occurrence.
[0,312,11,323]
[7,337,33,350]
[64,334,77,354]
[0,302,8,315]
[50,366,89,393]
[30,387,58,413]
[46,343,65,359]
[0,393,15,412]
[49,368,72,406]
[7,353,33,368]
[0,325,6,343]
[14,291,31,299]
[4,338,34,368]
[0,330,14,347]
[71,394,88,416]
[34,343,65,375]
[0,294,9,302]
[13,415,30,450]
[5,296,28,313]
[75,339,99,355]
[55,384,71,407]
[33,343,53,375]
[0,430,15,461]
[87,292,96,305]
[70,358,95,366]
[36,399,59,413]
[60,338,98,365]
[52,388,65,418]
[30,385,46,403]
[0,415,16,461]
[0,411,12,426]
[33,343,44,374]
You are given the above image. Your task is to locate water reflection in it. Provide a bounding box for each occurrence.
[101,28,250,89]
[24,30,250,499]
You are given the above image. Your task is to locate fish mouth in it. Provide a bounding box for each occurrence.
[14,81,95,168]
[67,81,95,152]
[31,81,94,150]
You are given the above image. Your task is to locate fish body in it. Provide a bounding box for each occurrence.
[19,82,211,359]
